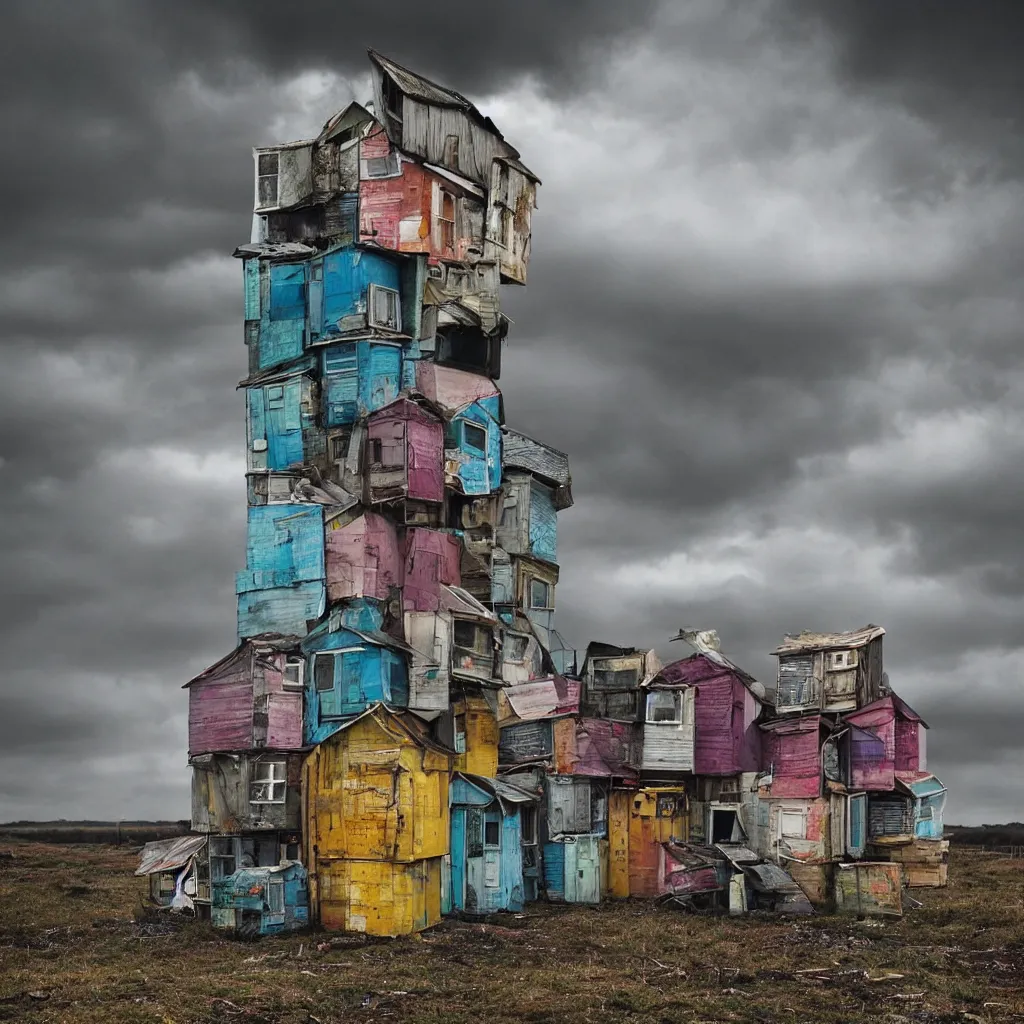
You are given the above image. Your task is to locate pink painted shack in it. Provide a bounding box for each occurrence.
[553,718,640,782]
[656,650,764,776]
[324,511,402,604]
[402,528,462,611]
[185,634,305,754]
[758,715,833,799]
[843,694,929,791]
[414,362,501,419]
[364,396,444,506]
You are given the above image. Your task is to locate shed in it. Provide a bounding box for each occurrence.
[553,718,639,781]
[842,694,928,791]
[302,704,454,935]
[639,678,696,775]
[236,504,326,640]
[656,649,763,776]
[364,396,445,506]
[324,511,402,604]
[448,773,537,915]
[211,862,309,936]
[402,528,462,611]
[136,835,208,911]
[579,643,662,722]
[772,625,886,714]
[190,752,304,835]
[496,472,561,563]
[834,861,903,917]
[184,634,304,755]
[245,368,319,473]
[320,339,403,427]
[301,617,414,745]
[444,396,502,496]
[608,787,690,899]
[759,715,832,799]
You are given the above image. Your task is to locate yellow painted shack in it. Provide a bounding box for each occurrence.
[452,693,499,777]
[609,786,690,898]
[302,703,454,935]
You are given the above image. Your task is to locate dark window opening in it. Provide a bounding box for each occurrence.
[592,667,638,691]
[257,152,279,207]
[436,328,498,377]
[383,75,403,121]
[521,806,537,845]
[314,655,334,691]
[463,421,487,453]
[711,809,739,844]
[439,190,456,252]
[370,438,384,464]
[529,578,552,610]
[484,820,500,847]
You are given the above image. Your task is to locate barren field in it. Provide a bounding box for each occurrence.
[0,843,1021,1024]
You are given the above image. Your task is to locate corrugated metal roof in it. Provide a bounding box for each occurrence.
[772,624,885,656]
[369,50,478,112]
[501,428,571,487]
[135,835,207,876]
[232,242,318,262]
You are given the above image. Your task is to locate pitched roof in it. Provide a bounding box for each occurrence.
[326,702,456,756]
[183,634,303,689]
[772,624,885,656]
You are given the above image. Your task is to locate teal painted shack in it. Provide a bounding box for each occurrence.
[542,835,602,904]
[302,614,414,745]
[240,255,310,373]
[245,368,320,473]
[445,395,502,496]
[448,773,537,915]
[236,504,325,640]
[907,774,946,839]
[211,862,309,937]
[321,340,403,426]
[314,247,408,341]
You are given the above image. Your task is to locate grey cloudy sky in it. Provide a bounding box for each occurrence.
[1,0,1021,824]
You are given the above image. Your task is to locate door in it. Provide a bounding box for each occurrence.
[449,810,466,912]
[847,793,866,858]
[266,379,303,469]
[465,808,484,912]
[483,811,501,909]
[565,835,600,904]
[608,791,631,898]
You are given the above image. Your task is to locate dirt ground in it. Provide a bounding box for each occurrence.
[0,843,1021,1024]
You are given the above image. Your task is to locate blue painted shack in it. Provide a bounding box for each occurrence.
[245,368,320,474]
[444,395,502,496]
[211,862,309,936]
[908,775,946,839]
[314,246,410,341]
[238,252,311,373]
[236,504,325,640]
[320,340,402,426]
[302,614,414,745]
[447,773,537,915]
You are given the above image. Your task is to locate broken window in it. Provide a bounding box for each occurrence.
[504,633,530,663]
[331,429,352,462]
[368,284,401,332]
[250,761,287,805]
[521,806,537,845]
[646,691,683,724]
[528,578,552,610]
[257,151,279,208]
[438,189,456,252]
[454,619,490,654]
[462,421,487,453]
[370,438,384,465]
[382,74,403,122]
[454,713,467,754]
[657,793,684,818]
[282,655,304,691]
[364,153,399,178]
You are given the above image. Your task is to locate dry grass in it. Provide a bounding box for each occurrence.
[0,842,1021,1023]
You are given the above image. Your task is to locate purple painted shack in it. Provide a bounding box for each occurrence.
[185,634,304,754]
[364,396,444,506]
[656,652,764,776]
[402,528,462,611]
[324,511,402,605]
[843,695,928,791]
[553,717,640,782]
[759,715,831,799]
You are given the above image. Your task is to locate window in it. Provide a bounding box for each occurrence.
[370,438,384,464]
[592,667,638,691]
[646,691,682,724]
[314,655,335,692]
[454,620,489,654]
[529,578,552,610]
[368,284,401,331]
[438,189,456,252]
[382,75,403,121]
[257,151,279,208]
[463,421,487,453]
[505,634,530,663]
[250,761,287,805]
[454,714,466,754]
[282,656,304,691]
[484,820,500,848]
[657,793,684,819]
[267,881,284,914]
[780,807,807,840]
[831,651,848,668]
[267,385,285,409]
[521,806,537,845]
[210,837,236,880]
[331,431,351,461]
[364,153,399,178]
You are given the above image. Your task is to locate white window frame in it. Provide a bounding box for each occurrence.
[282,655,305,691]
[779,806,808,840]
[462,420,487,454]
[255,151,280,211]
[368,283,401,332]
[528,577,554,611]
[645,690,683,725]
[249,760,287,806]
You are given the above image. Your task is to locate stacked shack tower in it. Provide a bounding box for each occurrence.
[180,51,572,934]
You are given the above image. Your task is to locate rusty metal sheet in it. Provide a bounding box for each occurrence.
[136,835,208,876]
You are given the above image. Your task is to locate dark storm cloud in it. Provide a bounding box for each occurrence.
[1,0,1022,822]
